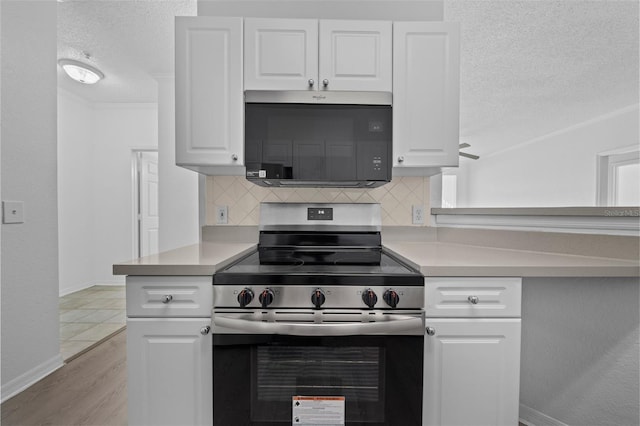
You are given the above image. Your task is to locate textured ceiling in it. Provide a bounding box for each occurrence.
[444,0,639,157]
[57,0,196,103]
[57,0,639,156]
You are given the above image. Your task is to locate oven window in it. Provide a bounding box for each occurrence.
[253,346,384,422]
[213,335,423,426]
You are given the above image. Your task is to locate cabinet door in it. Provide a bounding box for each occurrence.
[127,318,212,426]
[393,22,460,169]
[244,18,318,91]
[319,20,392,92]
[175,17,243,168]
[423,319,521,426]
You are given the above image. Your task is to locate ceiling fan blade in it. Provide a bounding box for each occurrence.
[459,143,470,149]
[459,152,480,160]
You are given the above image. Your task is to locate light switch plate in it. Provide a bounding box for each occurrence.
[216,205,228,224]
[3,201,25,224]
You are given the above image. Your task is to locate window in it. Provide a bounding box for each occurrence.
[597,148,640,206]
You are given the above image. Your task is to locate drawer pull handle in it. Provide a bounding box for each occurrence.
[200,326,211,335]
[426,326,436,336]
[161,294,173,304]
[468,295,479,304]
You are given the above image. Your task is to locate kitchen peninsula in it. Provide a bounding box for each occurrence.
[114,224,639,426]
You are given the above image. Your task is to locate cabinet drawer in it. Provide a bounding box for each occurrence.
[126,276,212,317]
[425,277,521,318]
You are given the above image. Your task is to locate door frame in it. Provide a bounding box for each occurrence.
[131,149,159,259]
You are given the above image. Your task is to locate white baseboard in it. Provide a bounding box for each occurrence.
[59,278,126,297]
[1,354,64,403]
[520,404,568,426]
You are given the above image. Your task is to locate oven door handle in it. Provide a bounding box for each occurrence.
[212,315,424,336]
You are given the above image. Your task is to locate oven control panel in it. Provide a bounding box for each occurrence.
[213,285,424,310]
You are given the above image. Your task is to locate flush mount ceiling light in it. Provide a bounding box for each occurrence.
[58,59,104,84]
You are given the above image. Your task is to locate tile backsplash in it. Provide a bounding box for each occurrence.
[205,176,431,226]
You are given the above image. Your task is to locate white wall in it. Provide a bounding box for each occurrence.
[520,277,639,426]
[1,0,62,400]
[57,92,158,295]
[456,105,640,207]
[92,103,158,282]
[57,91,97,295]
[198,0,443,20]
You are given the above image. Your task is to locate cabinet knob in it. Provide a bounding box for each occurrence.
[322,79,329,87]
[397,156,405,164]
[231,154,238,161]
[426,326,436,336]
[161,294,173,304]
[308,79,315,87]
[200,326,211,335]
[468,295,479,305]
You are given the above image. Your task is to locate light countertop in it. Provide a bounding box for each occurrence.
[383,241,640,277]
[113,239,638,278]
[112,242,256,276]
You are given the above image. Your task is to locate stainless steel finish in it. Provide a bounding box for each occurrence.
[212,309,424,336]
[255,180,387,189]
[231,154,238,161]
[200,325,211,335]
[426,326,436,336]
[468,295,479,304]
[397,156,405,163]
[161,294,173,304]
[259,202,382,231]
[213,285,424,310]
[322,79,329,87]
[245,90,392,105]
[308,79,314,87]
[277,181,372,187]
[260,224,380,233]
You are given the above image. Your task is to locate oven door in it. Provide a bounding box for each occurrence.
[212,310,424,426]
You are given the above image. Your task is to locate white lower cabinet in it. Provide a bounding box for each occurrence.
[127,319,212,426]
[126,277,213,426]
[423,319,521,426]
[423,278,522,426]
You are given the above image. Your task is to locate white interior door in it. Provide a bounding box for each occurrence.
[139,151,159,256]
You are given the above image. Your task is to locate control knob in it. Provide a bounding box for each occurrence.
[383,289,400,308]
[237,288,254,308]
[362,288,378,309]
[259,288,275,308]
[311,288,326,309]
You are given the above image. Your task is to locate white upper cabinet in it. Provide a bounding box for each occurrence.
[393,22,460,170]
[244,18,392,92]
[318,20,392,91]
[244,18,318,91]
[175,17,244,171]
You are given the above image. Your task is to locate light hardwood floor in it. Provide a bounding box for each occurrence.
[1,329,127,426]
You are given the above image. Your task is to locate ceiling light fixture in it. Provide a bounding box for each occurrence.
[58,59,104,84]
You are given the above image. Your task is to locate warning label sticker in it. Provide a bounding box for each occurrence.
[292,396,345,425]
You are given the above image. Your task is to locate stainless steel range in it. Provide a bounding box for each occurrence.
[211,203,425,426]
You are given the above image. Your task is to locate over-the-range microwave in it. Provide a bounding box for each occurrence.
[244,90,392,188]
